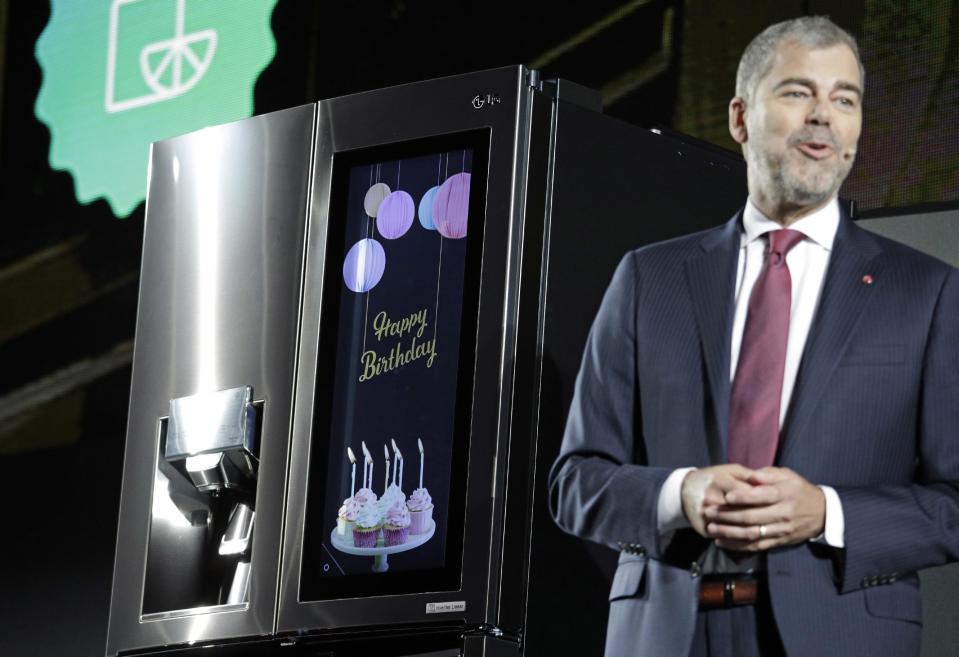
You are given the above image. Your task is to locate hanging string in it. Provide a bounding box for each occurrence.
[433,151,449,343]
[363,162,380,354]
[367,163,374,238]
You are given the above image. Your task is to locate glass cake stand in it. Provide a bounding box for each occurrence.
[329,520,435,572]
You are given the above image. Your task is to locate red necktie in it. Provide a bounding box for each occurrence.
[727,229,805,468]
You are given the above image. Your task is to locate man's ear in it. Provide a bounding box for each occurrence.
[728,97,748,145]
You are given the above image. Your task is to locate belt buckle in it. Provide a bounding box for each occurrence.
[699,574,759,610]
[722,578,738,607]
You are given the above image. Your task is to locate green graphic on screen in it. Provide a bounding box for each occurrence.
[34,0,278,217]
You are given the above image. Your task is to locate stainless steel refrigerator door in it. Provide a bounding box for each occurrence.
[278,66,535,633]
[106,104,316,655]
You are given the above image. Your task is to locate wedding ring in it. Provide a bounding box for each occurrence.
[759,524,768,538]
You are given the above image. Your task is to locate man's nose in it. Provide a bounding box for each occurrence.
[807,95,831,124]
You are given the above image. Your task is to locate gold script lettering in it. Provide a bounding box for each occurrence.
[357,335,438,383]
[372,308,429,342]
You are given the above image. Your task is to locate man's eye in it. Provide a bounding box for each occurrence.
[836,97,857,107]
[785,90,808,98]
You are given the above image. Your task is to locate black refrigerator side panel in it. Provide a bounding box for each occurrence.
[494,88,555,637]
[523,101,747,656]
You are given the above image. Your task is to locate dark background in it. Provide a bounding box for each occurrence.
[0,1,957,655]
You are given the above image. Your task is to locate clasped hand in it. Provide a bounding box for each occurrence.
[680,464,826,552]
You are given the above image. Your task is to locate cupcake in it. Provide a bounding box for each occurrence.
[383,500,411,546]
[353,503,382,548]
[407,487,433,535]
[378,483,406,514]
[353,487,378,507]
[336,497,361,539]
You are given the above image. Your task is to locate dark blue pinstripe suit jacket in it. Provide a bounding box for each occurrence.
[550,209,959,657]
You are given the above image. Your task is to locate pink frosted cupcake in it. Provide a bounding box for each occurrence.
[379,483,406,512]
[353,504,382,548]
[352,487,377,507]
[383,501,411,546]
[407,487,433,535]
[336,498,361,540]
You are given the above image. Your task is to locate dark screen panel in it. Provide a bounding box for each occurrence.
[300,130,490,601]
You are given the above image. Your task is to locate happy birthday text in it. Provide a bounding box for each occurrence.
[358,308,437,382]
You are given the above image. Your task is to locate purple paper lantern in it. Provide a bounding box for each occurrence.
[343,238,386,293]
[418,185,440,230]
[364,182,391,217]
[376,190,415,239]
[434,173,470,239]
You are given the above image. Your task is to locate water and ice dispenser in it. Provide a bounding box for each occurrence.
[149,386,260,609]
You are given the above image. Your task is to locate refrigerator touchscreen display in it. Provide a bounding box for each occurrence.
[301,130,490,601]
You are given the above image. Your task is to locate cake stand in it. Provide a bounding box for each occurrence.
[329,520,435,572]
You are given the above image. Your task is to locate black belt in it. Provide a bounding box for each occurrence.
[698,574,763,610]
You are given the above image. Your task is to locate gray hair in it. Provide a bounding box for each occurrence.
[736,16,864,102]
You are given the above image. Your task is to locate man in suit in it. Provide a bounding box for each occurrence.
[549,16,959,657]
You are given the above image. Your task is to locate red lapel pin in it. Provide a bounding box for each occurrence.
[862,274,874,285]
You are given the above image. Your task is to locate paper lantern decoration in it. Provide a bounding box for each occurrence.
[434,173,471,239]
[418,185,440,230]
[364,183,391,217]
[376,190,415,240]
[343,238,386,293]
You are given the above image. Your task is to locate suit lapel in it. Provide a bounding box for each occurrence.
[777,214,886,464]
[685,213,741,465]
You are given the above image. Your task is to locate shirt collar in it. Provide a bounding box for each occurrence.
[742,197,840,251]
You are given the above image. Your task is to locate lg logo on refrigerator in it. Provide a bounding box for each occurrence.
[471,93,501,109]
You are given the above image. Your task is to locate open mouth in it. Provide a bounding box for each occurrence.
[796,141,834,160]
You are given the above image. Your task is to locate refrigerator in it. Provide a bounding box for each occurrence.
[106,65,748,657]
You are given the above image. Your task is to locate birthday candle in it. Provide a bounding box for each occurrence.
[361,441,373,490]
[397,446,404,490]
[383,444,390,493]
[347,446,357,497]
[391,439,399,485]
[417,438,424,489]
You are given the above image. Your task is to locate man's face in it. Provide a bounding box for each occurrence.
[732,41,863,209]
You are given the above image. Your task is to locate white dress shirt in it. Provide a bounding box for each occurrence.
[656,198,845,548]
